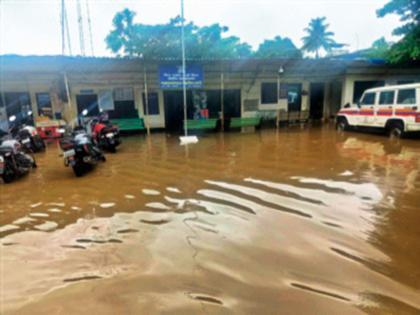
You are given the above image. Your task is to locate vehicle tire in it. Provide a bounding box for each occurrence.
[2,171,15,183]
[336,117,348,131]
[387,122,404,139]
[109,146,116,153]
[72,163,85,177]
[101,155,106,162]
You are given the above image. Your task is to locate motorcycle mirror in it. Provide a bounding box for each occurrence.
[82,109,88,116]
[9,115,16,122]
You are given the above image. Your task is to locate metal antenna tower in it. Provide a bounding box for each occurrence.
[76,0,86,56]
[60,0,72,55]
[61,0,65,54]
[85,0,94,56]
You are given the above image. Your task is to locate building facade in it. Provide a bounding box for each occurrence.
[0,55,419,131]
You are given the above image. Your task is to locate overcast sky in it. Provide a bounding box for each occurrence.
[0,0,401,57]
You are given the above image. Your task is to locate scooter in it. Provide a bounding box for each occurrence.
[89,116,121,153]
[58,119,106,177]
[0,116,37,183]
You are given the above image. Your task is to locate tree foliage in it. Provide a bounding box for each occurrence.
[366,37,392,59]
[106,9,252,59]
[377,0,420,63]
[301,17,345,58]
[377,0,420,35]
[106,9,306,60]
[387,25,420,63]
[255,36,301,58]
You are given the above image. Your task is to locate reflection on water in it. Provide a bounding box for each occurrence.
[1,126,420,314]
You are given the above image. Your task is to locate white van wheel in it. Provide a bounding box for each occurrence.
[388,122,404,139]
[336,118,348,132]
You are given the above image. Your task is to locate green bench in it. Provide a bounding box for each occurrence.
[184,119,218,131]
[229,117,261,128]
[111,118,145,131]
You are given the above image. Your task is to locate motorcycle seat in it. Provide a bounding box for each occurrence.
[0,146,13,154]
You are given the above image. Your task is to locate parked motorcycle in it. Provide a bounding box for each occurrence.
[59,127,106,177]
[89,115,121,153]
[0,120,37,183]
[9,112,45,153]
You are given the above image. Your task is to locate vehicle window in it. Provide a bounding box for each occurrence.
[397,89,416,104]
[379,91,394,105]
[360,92,376,105]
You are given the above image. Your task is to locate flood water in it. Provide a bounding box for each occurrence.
[1,125,420,314]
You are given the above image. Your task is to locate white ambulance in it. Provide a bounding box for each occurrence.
[336,83,420,138]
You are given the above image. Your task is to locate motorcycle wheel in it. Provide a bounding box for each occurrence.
[40,139,46,150]
[109,146,116,153]
[2,171,15,184]
[72,163,85,177]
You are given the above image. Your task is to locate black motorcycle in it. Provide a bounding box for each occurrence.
[9,114,45,153]
[59,128,106,177]
[0,129,37,183]
[14,125,46,153]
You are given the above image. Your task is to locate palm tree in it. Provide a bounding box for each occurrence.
[301,17,344,58]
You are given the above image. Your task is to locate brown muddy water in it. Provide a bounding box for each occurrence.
[1,125,420,314]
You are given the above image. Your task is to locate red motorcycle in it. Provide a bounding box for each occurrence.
[89,117,121,153]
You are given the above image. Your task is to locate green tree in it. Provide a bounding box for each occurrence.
[366,37,391,59]
[255,36,301,58]
[106,9,137,57]
[387,25,420,63]
[377,0,420,35]
[376,0,420,63]
[105,9,252,59]
[301,17,345,58]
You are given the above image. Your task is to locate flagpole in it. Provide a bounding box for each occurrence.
[181,0,188,137]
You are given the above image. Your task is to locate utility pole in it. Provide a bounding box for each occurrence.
[143,65,151,135]
[220,72,225,131]
[181,0,188,138]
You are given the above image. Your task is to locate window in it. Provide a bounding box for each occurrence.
[98,90,114,111]
[143,92,159,115]
[360,92,376,105]
[284,83,302,112]
[261,83,277,104]
[397,89,416,104]
[4,92,31,117]
[114,87,134,101]
[397,80,414,85]
[36,93,53,118]
[379,91,394,105]
[353,81,384,103]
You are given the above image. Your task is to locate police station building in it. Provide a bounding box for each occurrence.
[0,55,419,132]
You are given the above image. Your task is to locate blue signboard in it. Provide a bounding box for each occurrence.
[159,65,203,89]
